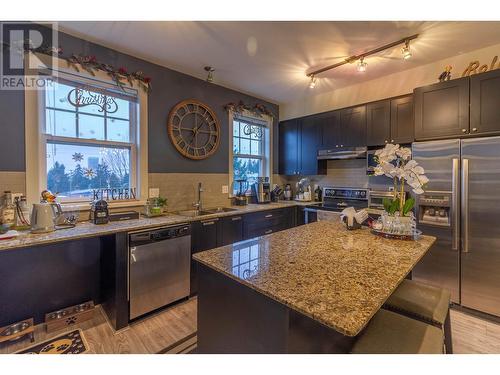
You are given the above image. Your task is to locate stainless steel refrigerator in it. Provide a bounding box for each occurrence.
[412,137,500,317]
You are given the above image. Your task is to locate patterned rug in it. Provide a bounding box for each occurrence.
[16,329,88,354]
[159,331,197,354]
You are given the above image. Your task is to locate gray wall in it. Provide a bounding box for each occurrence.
[0,25,279,174]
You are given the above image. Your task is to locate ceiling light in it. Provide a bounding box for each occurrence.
[357,57,367,72]
[309,75,317,89]
[204,66,215,83]
[401,40,412,60]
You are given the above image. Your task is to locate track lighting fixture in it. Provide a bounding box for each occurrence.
[204,66,215,83]
[305,34,418,85]
[309,75,317,88]
[401,40,412,60]
[357,57,367,72]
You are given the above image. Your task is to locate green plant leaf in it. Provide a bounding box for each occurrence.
[383,197,392,212]
[389,199,399,215]
[383,198,399,215]
[403,197,415,216]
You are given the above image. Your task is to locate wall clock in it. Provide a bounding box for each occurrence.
[167,99,221,160]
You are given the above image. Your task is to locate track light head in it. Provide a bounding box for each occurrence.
[401,40,412,60]
[204,66,215,82]
[309,75,317,88]
[357,57,367,72]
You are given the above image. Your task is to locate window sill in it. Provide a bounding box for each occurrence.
[60,200,147,212]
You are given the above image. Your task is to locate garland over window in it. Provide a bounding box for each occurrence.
[27,45,152,92]
[224,100,274,119]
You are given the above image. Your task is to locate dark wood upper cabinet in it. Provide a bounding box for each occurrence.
[414,77,470,140]
[470,69,500,136]
[300,116,325,175]
[340,105,366,146]
[390,95,414,144]
[278,119,299,175]
[321,110,341,148]
[366,100,391,146]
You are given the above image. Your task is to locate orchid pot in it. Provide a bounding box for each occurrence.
[372,143,429,235]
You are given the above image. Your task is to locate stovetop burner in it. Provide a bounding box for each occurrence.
[308,187,369,212]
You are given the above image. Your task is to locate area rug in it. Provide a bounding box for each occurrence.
[16,329,88,354]
[159,331,197,354]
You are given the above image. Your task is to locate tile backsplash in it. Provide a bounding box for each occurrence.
[0,172,26,195]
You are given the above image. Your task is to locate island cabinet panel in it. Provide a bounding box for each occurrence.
[414,77,470,140]
[340,105,367,146]
[219,215,244,246]
[390,95,414,144]
[190,218,220,295]
[470,69,500,135]
[278,119,300,175]
[366,100,391,146]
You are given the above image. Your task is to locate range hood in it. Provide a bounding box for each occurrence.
[317,147,367,160]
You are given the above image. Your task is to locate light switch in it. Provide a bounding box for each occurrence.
[149,188,160,198]
[222,185,229,194]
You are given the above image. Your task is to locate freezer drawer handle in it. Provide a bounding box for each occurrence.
[265,214,273,218]
[231,216,242,221]
[461,159,469,253]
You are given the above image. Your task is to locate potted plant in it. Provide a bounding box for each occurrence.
[145,196,168,217]
[372,144,429,235]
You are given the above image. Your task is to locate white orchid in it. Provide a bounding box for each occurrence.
[372,143,429,216]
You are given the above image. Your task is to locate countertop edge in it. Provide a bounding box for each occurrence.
[193,232,436,337]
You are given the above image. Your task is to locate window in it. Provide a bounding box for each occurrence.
[230,112,272,194]
[43,79,137,201]
[25,55,148,206]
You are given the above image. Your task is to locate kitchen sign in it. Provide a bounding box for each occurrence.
[462,56,499,77]
[67,87,118,113]
[93,187,136,201]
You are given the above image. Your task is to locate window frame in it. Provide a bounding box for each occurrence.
[25,54,149,208]
[228,109,272,196]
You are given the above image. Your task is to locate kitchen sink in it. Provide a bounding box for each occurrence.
[204,207,238,214]
[175,207,238,217]
[175,209,214,217]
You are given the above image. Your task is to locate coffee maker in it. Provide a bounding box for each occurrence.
[251,177,271,204]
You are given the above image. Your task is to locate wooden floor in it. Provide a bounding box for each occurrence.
[1,298,499,354]
[0,297,197,354]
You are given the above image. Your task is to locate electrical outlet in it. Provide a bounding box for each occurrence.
[222,185,229,194]
[149,188,160,198]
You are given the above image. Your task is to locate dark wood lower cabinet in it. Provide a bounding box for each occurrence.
[219,215,243,246]
[196,264,354,353]
[190,218,219,295]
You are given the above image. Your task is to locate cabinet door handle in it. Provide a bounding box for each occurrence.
[265,214,273,218]
[265,229,273,234]
[462,128,468,133]
[384,140,388,143]
[391,139,394,143]
[231,216,242,221]
[202,220,217,226]
[472,127,477,132]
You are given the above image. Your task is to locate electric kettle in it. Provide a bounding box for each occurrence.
[30,202,63,233]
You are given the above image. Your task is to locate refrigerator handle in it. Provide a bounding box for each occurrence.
[452,158,460,251]
[461,158,469,253]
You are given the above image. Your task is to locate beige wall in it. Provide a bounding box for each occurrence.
[281,42,500,120]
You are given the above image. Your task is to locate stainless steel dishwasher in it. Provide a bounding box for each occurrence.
[129,224,191,320]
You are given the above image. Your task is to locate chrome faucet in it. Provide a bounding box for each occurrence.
[193,182,204,211]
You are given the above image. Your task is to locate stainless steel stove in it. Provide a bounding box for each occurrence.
[304,187,369,223]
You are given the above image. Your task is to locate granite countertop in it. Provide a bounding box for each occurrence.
[0,201,313,252]
[193,221,436,337]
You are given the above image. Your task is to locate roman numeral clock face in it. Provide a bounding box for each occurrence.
[167,99,221,160]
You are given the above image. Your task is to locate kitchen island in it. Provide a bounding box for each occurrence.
[193,221,436,353]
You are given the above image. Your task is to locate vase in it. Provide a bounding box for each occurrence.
[380,212,415,235]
